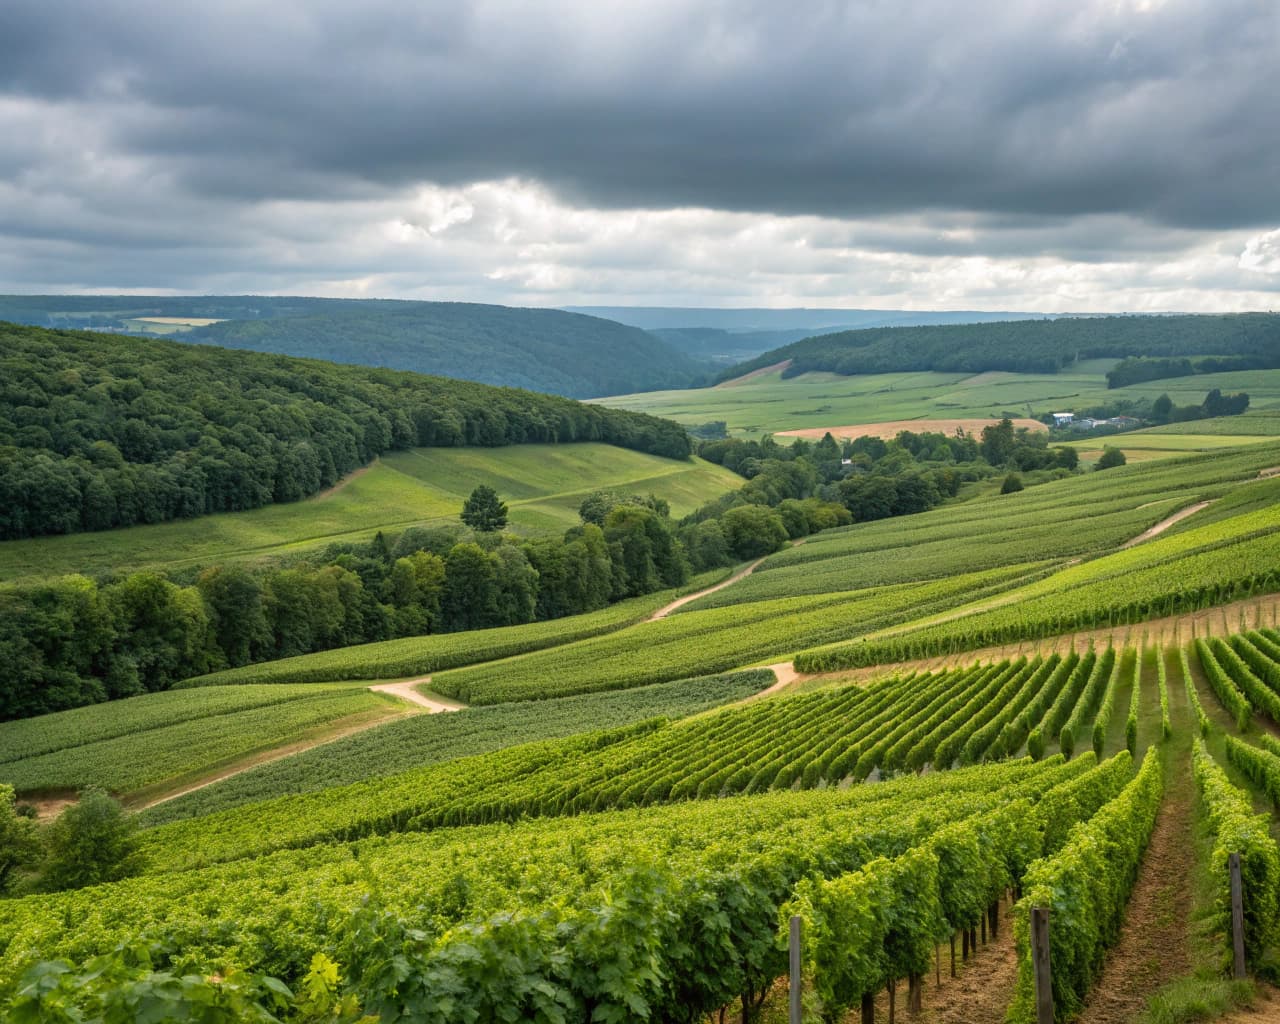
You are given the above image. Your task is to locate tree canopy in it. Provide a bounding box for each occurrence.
[460,486,508,532]
[0,296,709,398]
[717,313,1280,381]
[0,322,692,541]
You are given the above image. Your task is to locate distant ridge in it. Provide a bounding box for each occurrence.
[564,305,1056,331]
[0,296,707,399]
[712,312,1280,380]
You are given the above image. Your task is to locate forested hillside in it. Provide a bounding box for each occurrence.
[720,313,1280,379]
[0,296,708,398]
[0,323,691,541]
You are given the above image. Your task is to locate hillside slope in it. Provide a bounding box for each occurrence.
[719,312,1280,379]
[184,301,707,397]
[0,322,691,541]
[0,295,708,398]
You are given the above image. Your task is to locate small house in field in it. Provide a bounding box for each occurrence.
[1051,412,1075,427]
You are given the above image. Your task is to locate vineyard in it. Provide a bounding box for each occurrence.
[5,437,1280,1022]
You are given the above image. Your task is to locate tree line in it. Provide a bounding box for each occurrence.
[0,322,692,541]
[717,313,1280,380]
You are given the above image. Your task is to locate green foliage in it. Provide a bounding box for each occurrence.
[433,565,1029,705]
[132,650,1122,873]
[1001,472,1025,494]
[717,504,788,559]
[0,785,40,895]
[138,671,774,826]
[1155,648,1172,739]
[1096,446,1128,469]
[0,684,366,765]
[1191,740,1280,972]
[1,688,387,796]
[181,581,701,686]
[0,760,1085,1020]
[720,312,1280,381]
[1196,638,1261,731]
[796,496,1280,670]
[38,790,145,892]
[1179,648,1212,738]
[180,299,708,398]
[459,485,507,533]
[1009,748,1162,1023]
[0,321,691,542]
[1127,651,1143,754]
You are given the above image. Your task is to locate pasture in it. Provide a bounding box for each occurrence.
[0,443,740,582]
[599,362,1280,437]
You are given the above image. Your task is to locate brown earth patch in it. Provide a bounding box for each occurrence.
[1121,500,1213,549]
[914,902,1020,1024]
[1075,776,1194,1023]
[24,794,78,822]
[776,417,1047,441]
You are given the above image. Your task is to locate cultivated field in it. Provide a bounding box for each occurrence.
[777,416,1047,440]
[598,362,1280,436]
[7,425,1280,1021]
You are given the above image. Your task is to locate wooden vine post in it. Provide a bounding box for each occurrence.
[1230,853,1246,979]
[788,915,802,1024]
[1031,906,1054,1024]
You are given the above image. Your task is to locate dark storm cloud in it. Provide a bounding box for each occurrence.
[1,0,1277,230]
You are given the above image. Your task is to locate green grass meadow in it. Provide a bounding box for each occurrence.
[598,363,1280,438]
[0,444,740,582]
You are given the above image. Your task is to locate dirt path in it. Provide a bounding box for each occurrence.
[649,540,806,622]
[1121,500,1213,548]
[714,359,792,388]
[312,458,379,500]
[918,903,1020,1024]
[648,557,769,621]
[368,677,466,712]
[133,709,413,810]
[1075,765,1195,1023]
[134,681,464,810]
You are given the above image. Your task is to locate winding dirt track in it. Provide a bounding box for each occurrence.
[368,678,466,712]
[135,681,462,810]
[648,557,770,621]
[1121,500,1212,548]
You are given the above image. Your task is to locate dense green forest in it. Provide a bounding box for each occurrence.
[0,323,691,541]
[719,313,1280,379]
[0,296,708,398]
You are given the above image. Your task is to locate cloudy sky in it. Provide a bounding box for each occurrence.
[1,0,1278,311]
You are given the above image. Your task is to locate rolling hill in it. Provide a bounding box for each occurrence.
[0,322,692,541]
[0,296,710,398]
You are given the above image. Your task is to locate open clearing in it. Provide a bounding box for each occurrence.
[0,443,740,582]
[777,416,1047,440]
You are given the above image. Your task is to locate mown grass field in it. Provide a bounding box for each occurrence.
[598,363,1280,437]
[0,443,740,582]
